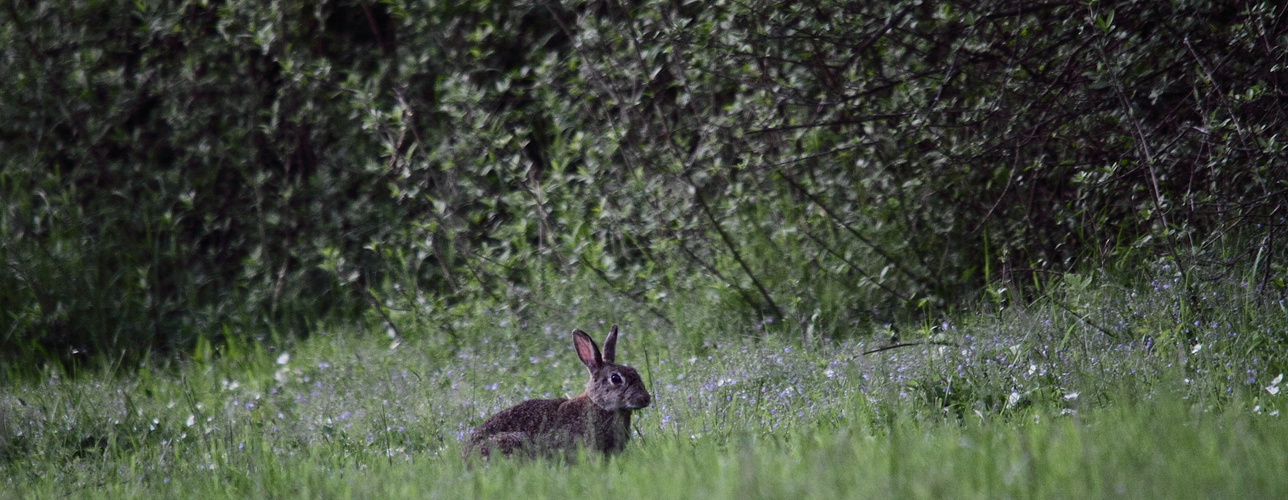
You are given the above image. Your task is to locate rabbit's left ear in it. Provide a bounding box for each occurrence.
[602,325,619,364]
[573,329,603,370]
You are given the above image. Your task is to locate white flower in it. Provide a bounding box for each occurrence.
[1190,343,1202,354]
[185,414,195,427]
[276,352,290,365]
[1268,385,1281,396]
[1272,374,1283,386]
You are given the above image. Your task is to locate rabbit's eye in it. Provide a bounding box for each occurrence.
[610,373,623,385]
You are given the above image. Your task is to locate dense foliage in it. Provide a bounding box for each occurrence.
[2,0,1285,363]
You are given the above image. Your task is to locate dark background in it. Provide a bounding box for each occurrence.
[2,0,1284,367]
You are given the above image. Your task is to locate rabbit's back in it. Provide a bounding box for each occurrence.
[472,398,568,436]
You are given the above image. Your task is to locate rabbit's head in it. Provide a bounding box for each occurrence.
[574,325,651,412]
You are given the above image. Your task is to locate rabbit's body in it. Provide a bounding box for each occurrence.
[466,395,633,458]
[463,325,650,461]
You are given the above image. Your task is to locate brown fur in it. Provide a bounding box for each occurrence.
[463,325,651,462]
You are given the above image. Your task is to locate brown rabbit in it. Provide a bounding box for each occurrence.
[462,325,651,461]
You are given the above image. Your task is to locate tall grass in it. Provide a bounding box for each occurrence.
[2,267,1286,498]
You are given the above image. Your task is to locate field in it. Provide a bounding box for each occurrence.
[4,271,1286,499]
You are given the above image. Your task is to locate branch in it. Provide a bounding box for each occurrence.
[578,254,675,328]
[364,287,402,340]
[685,173,784,318]
[861,340,960,356]
[778,170,933,290]
[798,226,914,305]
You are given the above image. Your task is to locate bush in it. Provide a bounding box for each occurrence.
[2,0,1285,366]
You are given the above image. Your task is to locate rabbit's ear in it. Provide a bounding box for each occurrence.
[602,324,619,364]
[573,329,603,370]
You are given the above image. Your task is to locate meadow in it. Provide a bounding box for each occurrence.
[3,268,1286,499]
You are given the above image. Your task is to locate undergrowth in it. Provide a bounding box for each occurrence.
[1,265,1286,498]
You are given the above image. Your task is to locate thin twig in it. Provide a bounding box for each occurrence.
[1039,292,1118,339]
[364,287,403,340]
[685,173,784,317]
[778,170,931,289]
[578,254,675,328]
[861,341,960,356]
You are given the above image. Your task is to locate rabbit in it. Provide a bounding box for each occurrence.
[462,324,651,462]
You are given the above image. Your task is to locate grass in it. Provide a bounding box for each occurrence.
[2,268,1287,498]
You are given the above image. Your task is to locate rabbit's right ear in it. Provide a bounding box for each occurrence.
[602,324,619,364]
[572,329,603,371]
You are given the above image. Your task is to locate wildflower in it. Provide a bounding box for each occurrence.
[277,352,290,365]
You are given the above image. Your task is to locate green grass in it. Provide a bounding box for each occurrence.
[6,393,1287,499]
[3,270,1287,498]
